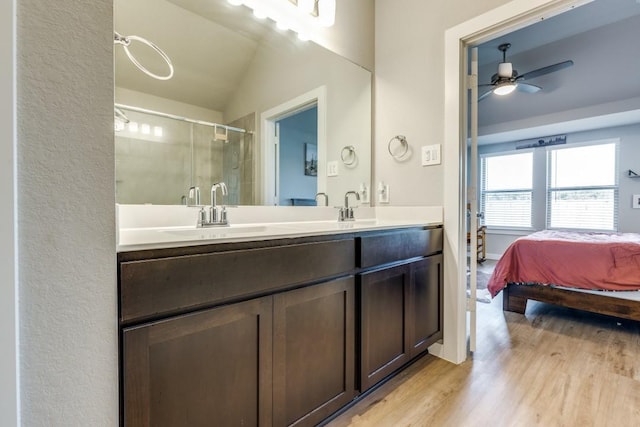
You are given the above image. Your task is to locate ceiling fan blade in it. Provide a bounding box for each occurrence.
[478,90,493,102]
[516,82,542,93]
[516,60,574,81]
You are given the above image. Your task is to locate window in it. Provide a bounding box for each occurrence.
[480,151,533,228]
[547,142,618,231]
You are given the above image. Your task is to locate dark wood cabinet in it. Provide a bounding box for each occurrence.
[359,252,443,392]
[359,264,411,392]
[119,226,443,426]
[122,297,273,427]
[408,255,443,357]
[273,277,355,426]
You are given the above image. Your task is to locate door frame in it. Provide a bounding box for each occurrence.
[0,0,19,424]
[442,0,591,363]
[259,86,327,205]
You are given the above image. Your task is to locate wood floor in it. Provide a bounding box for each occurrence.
[327,292,640,427]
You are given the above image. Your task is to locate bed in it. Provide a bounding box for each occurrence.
[487,230,640,321]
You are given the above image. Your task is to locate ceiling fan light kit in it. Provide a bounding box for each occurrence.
[493,82,517,96]
[479,42,574,101]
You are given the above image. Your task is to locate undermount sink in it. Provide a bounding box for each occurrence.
[160,225,275,239]
[278,219,381,231]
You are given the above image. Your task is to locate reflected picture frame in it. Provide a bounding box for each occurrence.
[304,143,317,176]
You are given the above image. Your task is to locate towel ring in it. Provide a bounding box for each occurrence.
[341,145,356,165]
[388,135,409,160]
[114,31,174,81]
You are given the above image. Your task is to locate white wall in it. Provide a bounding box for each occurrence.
[374,0,513,206]
[17,0,117,424]
[1,0,18,424]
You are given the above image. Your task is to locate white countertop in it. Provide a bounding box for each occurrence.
[118,219,442,252]
[116,204,444,252]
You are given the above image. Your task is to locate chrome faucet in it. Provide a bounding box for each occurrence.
[339,191,360,221]
[197,182,229,227]
[187,186,201,206]
[315,192,328,206]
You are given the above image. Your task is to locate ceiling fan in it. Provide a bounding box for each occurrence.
[478,43,574,101]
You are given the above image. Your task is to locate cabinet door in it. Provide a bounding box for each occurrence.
[409,255,443,357]
[122,297,273,427]
[359,264,411,392]
[273,277,355,427]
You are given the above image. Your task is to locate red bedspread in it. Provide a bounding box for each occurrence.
[487,230,640,297]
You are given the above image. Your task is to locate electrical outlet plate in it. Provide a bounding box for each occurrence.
[421,144,441,166]
[378,183,389,203]
[359,183,370,203]
[633,194,640,209]
[327,161,338,177]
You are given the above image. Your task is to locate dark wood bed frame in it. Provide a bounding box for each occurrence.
[502,283,640,322]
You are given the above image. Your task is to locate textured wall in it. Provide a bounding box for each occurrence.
[1,0,18,425]
[17,0,117,424]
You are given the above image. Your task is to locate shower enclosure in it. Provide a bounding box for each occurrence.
[115,105,254,206]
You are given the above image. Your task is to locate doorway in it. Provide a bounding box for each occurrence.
[260,86,326,206]
[277,105,318,206]
[442,0,591,364]
[464,0,640,348]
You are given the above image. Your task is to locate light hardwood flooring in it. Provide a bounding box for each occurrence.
[327,292,640,427]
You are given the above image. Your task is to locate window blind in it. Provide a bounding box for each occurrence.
[547,142,618,231]
[480,152,533,228]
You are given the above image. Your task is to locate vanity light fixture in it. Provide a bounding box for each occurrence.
[276,20,290,31]
[128,121,139,133]
[252,7,267,19]
[141,123,151,135]
[153,126,163,137]
[297,0,315,14]
[227,0,335,42]
[318,0,336,27]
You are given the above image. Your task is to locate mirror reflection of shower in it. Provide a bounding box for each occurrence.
[114,105,255,205]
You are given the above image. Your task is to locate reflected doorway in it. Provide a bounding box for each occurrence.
[276,106,318,206]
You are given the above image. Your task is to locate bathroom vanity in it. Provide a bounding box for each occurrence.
[118,219,443,426]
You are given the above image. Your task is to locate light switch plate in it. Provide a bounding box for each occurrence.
[633,194,640,209]
[421,144,441,166]
[327,161,338,177]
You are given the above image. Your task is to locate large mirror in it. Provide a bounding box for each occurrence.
[114,0,372,207]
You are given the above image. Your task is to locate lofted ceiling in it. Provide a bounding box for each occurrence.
[476,0,640,144]
[115,0,284,112]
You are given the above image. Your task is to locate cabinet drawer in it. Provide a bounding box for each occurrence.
[357,227,442,268]
[120,239,355,324]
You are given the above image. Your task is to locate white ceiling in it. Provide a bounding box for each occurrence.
[477,0,640,144]
[478,0,640,65]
